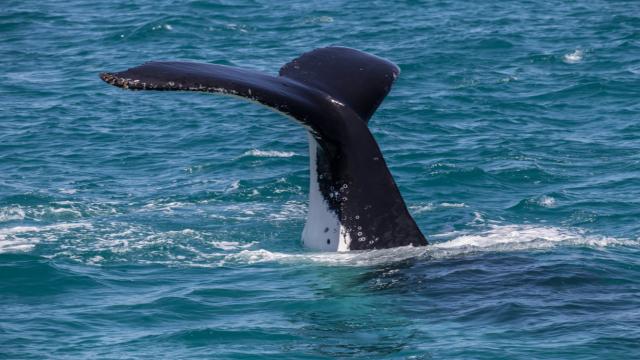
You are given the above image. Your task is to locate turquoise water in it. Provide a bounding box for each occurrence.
[2,0,640,358]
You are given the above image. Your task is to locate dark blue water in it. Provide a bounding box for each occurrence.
[1,0,640,358]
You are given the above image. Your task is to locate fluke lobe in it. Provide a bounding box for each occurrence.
[100,46,427,251]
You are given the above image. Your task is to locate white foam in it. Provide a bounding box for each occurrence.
[410,202,467,214]
[47,207,82,217]
[51,223,260,265]
[0,222,92,253]
[242,149,296,158]
[3,216,633,269]
[220,246,427,267]
[58,188,77,195]
[268,200,306,221]
[499,75,518,83]
[306,16,334,24]
[410,203,435,213]
[0,206,26,222]
[471,211,486,224]
[225,23,249,33]
[218,224,636,267]
[3,203,90,220]
[563,49,583,64]
[212,241,257,251]
[432,224,632,252]
[87,255,104,265]
[537,195,556,208]
[152,24,173,31]
[440,202,467,208]
[225,180,240,193]
[142,201,190,214]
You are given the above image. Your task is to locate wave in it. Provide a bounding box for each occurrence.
[219,224,636,267]
[563,49,584,64]
[0,206,26,222]
[242,149,296,158]
[431,224,630,250]
[1,217,634,268]
[410,202,467,214]
[509,195,559,211]
[0,222,92,253]
[0,202,121,223]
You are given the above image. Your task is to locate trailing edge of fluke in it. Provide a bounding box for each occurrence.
[100,46,428,251]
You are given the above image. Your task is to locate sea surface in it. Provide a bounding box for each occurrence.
[1,0,640,358]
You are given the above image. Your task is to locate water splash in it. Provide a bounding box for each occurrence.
[563,49,584,64]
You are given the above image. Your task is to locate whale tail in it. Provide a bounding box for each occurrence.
[100,47,427,251]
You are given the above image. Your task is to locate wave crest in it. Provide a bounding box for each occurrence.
[242,149,296,158]
[219,224,636,267]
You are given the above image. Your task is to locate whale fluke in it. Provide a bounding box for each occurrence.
[100,46,427,251]
[279,47,399,123]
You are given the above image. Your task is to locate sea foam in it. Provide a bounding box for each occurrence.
[563,49,583,64]
[218,224,635,267]
[0,222,92,253]
[242,149,296,158]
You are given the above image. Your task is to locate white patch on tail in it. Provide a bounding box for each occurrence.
[301,134,351,251]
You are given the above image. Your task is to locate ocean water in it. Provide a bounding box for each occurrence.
[1,0,640,358]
